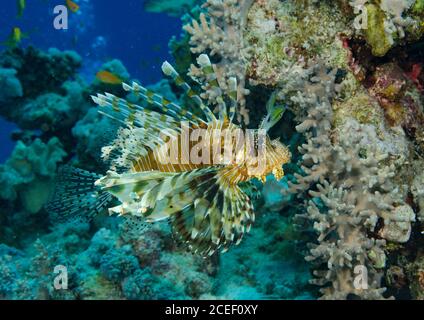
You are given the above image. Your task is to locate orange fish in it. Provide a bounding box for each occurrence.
[66,0,80,13]
[96,71,123,85]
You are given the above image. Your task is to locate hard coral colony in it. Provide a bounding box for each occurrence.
[0,0,423,301]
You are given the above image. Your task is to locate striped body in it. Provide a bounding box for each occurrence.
[48,54,291,256]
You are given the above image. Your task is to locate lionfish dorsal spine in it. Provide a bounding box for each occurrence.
[195,54,238,123]
[121,81,205,125]
[162,58,217,123]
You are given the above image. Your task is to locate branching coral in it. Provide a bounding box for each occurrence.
[184,0,254,124]
[287,63,414,299]
[380,0,416,39]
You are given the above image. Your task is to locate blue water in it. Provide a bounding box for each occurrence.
[0,0,182,163]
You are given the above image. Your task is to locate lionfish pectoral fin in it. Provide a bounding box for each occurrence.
[139,170,215,224]
[166,169,255,256]
[45,166,114,223]
[238,180,261,200]
[144,190,190,223]
[192,198,210,239]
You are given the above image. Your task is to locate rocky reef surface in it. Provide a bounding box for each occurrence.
[0,0,423,300]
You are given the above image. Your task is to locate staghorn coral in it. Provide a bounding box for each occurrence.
[184,0,254,124]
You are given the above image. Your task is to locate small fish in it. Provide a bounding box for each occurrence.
[260,91,286,131]
[2,27,28,48]
[47,55,291,256]
[17,0,26,18]
[66,0,80,13]
[96,71,123,85]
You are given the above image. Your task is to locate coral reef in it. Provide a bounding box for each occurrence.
[406,252,424,299]
[348,0,423,56]
[0,0,423,301]
[285,64,403,299]
[0,206,308,299]
[211,210,312,299]
[245,0,351,87]
[0,43,306,300]
[230,0,423,300]
[0,47,87,135]
[0,68,23,103]
[184,0,254,124]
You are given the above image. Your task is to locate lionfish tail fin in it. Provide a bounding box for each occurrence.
[45,166,113,223]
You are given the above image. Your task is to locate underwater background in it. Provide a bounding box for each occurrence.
[0,0,423,300]
[0,0,181,162]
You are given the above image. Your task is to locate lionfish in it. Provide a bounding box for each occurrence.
[47,54,291,256]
